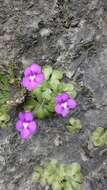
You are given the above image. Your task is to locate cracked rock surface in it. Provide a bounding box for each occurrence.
[0,0,107,189]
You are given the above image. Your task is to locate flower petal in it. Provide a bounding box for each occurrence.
[20,128,30,139]
[16,120,23,131]
[55,92,69,103]
[36,73,45,83]
[24,112,33,122]
[55,95,62,103]
[67,99,77,109]
[61,92,69,101]
[24,66,31,77]
[30,80,38,90]
[55,104,63,114]
[22,77,32,91]
[61,108,69,117]
[19,112,25,121]
[30,64,41,73]
[29,121,37,133]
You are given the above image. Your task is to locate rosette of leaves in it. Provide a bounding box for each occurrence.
[0,66,26,128]
[90,127,107,146]
[24,66,77,119]
[64,163,83,190]
[0,72,11,127]
[66,118,82,134]
[32,160,83,190]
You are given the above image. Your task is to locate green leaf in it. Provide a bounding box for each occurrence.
[59,83,74,91]
[66,118,82,134]
[43,66,53,80]
[47,175,56,185]
[65,163,82,183]
[24,98,37,111]
[32,166,43,182]
[31,87,42,102]
[49,79,60,91]
[33,103,50,119]
[51,70,63,80]
[58,164,65,179]
[31,81,50,102]
[50,159,59,166]
[63,181,73,190]
[42,89,53,101]
[0,113,9,122]
[70,163,81,176]
[58,83,77,98]
[0,121,7,128]
[40,177,47,187]
[46,99,55,112]
[71,181,83,190]
[90,127,107,146]
[52,180,62,190]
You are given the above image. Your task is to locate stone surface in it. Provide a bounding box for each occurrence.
[0,0,107,189]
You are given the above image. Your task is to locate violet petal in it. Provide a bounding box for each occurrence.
[24,112,33,122]
[67,99,77,109]
[29,121,37,133]
[55,104,63,114]
[61,92,69,101]
[22,77,32,91]
[16,120,23,131]
[20,128,30,139]
[30,64,41,73]
[36,73,45,83]
[61,108,69,117]
[19,112,25,121]
[24,66,31,77]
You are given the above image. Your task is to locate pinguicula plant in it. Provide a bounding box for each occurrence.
[23,65,77,120]
[0,70,11,127]
[90,127,107,147]
[0,64,26,128]
[65,117,82,134]
[32,159,83,190]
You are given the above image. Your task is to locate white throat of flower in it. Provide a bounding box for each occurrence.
[61,102,68,109]
[23,122,29,129]
[29,75,36,81]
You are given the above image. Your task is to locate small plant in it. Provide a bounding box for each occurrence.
[90,127,107,147]
[32,160,83,190]
[0,65,25,128]
[65,118,82,134]
[0,71,11,127]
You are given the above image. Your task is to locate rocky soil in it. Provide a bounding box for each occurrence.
[0,0,107,189]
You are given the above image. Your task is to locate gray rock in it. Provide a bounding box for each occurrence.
[0,0,107,189]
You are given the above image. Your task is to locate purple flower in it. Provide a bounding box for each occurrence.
[22,64,45,91]
[55,92,77,117]
[16,112,37,139]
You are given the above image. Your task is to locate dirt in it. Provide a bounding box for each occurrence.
[0,0,107,189]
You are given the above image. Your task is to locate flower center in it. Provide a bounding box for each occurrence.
[61,102,68,109]
[29,75,36,81]
[23,122,29,129]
